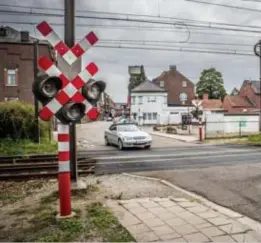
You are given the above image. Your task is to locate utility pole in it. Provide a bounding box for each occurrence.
[259,40,261,132]
[64,0,77,182]
[254,40,261,131]
[33,40,40,143]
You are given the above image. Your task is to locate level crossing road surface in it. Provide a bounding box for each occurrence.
[78,144,261,174]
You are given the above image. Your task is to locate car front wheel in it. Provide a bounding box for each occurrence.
[145,145,151,149]
[118,139,124,150]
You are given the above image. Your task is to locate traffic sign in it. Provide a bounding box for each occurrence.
[37,21,98,65]
[34,21,103,123]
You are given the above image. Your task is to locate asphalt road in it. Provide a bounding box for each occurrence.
[92,144,261,174]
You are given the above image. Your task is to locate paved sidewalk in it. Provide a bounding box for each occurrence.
[150,131,199,143]
[106,197,261,242]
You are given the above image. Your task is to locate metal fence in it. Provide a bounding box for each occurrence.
[204,120,259,138]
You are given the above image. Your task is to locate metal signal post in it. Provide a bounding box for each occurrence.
[64,0,77,183]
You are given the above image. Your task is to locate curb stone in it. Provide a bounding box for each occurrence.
[122,172,261,239]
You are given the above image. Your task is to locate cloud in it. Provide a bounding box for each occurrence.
[1,0,260,102]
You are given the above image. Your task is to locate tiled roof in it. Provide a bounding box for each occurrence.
[131,79,167,92]
[227,95,254,107]
[193,99,223,110]
[250,81,260,94]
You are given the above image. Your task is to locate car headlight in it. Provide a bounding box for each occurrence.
[121,136,132,141]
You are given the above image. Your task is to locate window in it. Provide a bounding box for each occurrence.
[132,96,136,105]
[143,113,147,120]
[160,80,164,88]
[6,69,18,86]
[138,96,143,104]
[164,96,167,104]
[109,125,116,131]
[153,113,157,120]
[132,113,137,119]
[148,113,152,120]
[4,97,18,101]
[182,80,187,87]
[148,96,156,103]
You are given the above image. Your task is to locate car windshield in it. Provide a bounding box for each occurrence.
[117,124,139,132]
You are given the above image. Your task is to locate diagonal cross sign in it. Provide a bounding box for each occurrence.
[36,21,100,121]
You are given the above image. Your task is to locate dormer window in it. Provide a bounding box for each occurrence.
[182,80,187,87]
[160,80,164,88]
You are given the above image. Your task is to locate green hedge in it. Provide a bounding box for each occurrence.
[0,101,50,141]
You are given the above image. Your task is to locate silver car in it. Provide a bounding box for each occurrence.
[104,123,152,150]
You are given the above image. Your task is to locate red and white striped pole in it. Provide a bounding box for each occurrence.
[57,122,72,217]
[199,117,203,141]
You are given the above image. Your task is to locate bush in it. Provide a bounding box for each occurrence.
[0,101,50,140]
[166,126,177,134]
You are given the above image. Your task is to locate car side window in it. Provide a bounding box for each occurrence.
[110,125,116,131]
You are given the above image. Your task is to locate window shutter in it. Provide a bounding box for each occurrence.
[15,68,19,85]
[4,68,7,86]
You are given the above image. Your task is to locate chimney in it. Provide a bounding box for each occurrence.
[20,31,29,42]
[169,65,176,71]
[203,93,208,100]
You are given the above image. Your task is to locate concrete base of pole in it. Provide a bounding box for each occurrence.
[56,211,76,221]
[71,179,87,189]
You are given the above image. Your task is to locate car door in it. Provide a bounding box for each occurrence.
[107,125,117,145]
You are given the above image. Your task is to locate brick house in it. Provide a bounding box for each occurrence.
[223,80,260,113]
[0,26,54,103]
[152,65,195,106]
[194,93,223,113]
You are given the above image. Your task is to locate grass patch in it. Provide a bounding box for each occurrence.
[87,202,135,242]
[0,195,23,204]
[40,185,99,205]
[0,138,57,156]
[248,134,261,144]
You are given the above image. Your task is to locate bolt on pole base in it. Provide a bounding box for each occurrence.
[56,211,76,221]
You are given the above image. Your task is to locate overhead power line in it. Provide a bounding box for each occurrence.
[100,39,254,47]
[185,0,261,13]
[2,20,261,39]
[95,44,254,56]
[1,3,261,30]
[1,9,261,34]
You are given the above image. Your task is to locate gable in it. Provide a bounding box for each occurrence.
[131,79,167,92]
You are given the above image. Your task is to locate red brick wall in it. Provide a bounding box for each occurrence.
[153,69,195,105]
[239,82,260,108]
[0,43,51,104]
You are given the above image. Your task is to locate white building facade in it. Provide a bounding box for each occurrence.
[130,80,168,125]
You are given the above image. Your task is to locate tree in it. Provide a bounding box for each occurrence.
[230,87,239,96]
[196,68,227,100]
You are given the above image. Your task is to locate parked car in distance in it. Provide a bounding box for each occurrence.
[104,122,152,150]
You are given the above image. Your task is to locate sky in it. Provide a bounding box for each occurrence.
[1,0,261,102]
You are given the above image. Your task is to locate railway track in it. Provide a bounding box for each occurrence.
[0,154,96,180]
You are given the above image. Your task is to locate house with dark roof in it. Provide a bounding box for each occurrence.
[130,79,168,124]
[152,65,195,106]
[0,26,54,103]
[223,80,261,113]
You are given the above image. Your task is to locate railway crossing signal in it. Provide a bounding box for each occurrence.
[32,19,105,218]
[32,21,105,125]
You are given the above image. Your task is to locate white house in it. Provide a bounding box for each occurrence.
[131,79,168,125]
